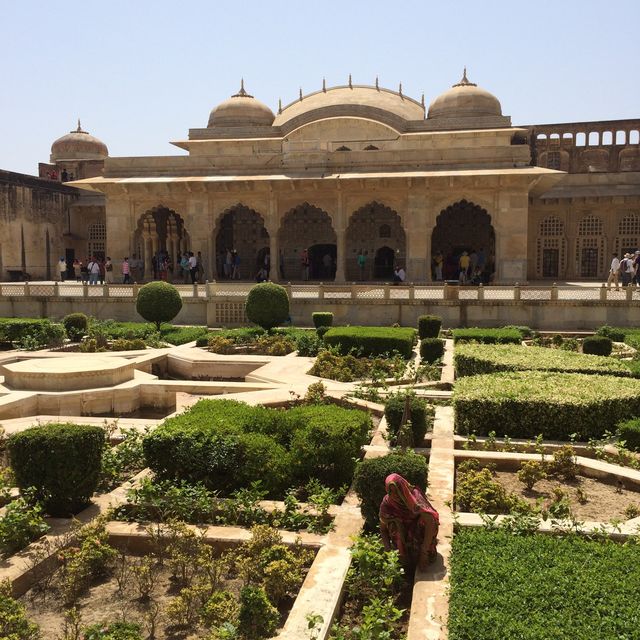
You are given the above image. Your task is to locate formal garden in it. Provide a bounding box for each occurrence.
[1,280,640,638]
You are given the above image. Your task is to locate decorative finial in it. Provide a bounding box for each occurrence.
[77,118,82,132]
[299,87,303,101]
[398,82,403,96]
[322,77,326,92]
[232,78,253,98]
[278,98,282,115]
[454,67,477,87]
[348,73,352,88]
[375,75,379,90]
[421,93,425,107]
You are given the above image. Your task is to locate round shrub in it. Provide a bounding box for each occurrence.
[312,312,334,329]
[617,419,640,452]
[597,325,626,342]
[353,452,428,530]
[418,315,442,339]
[135,281,182,330]
[384,393,433,445]
[245,283,289,330]
[8,423,105,516]
[582,335,613,356]
[420,337,445,363]
[62,313,88,342]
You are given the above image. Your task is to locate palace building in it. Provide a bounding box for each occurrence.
[2,72,639,283]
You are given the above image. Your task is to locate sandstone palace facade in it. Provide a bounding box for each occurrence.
[2,72,639,283]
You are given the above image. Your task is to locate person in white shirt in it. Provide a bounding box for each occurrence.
[607,253,620,289]
[86,257,101,285]
[188,252,198,284]
[58,257,67,282]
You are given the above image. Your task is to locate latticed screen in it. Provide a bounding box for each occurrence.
[539,216,564,237]
[536,217,566,277]
[576,216,605,277]
[547,152,561,170]
[578,215,603,236]
[88,223,106,259]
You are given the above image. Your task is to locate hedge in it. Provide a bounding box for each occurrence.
[312,312,334,328]
[453,371,640,441]
[353,452,428,530]
[8,423,105,516]
[596,325,627,342]
[323,326,416,359]
[449,528,640,640]
[454,344,632,378]
[384,393,434,445]
[582,335,613,356]
[617,419,640,452]
[143,399,371,496]
[418,315,442,339]
[452,327,523,344]
[420,338,445,363]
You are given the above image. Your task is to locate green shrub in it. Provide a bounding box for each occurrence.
[353,452,428,530]
[454,343,631,377]
[384,393,433,445]
[312,312,333,328]
[0,318,58,344]
[0,493,49,557]
[316,325,330,339]
[617,419,640,452]
[62,313,88,342]
[454,371,640,441]
[418,315,442,339]
[135,282,183,330]
[308,350,404,382]
[455,462,516,513]
[237,586,279,639]
[0,579,40,639]
[111,338,147,351]
[83,622,143,640]
[245,282,289,330]
[13,320,66,350]
[582,335,613,356]
[452,327,522,344]
[195,335,209,348]
[596,325,626,342]
[323,326,416,359]
[420,337,445,363]
[8,423,105,516]
[295,331,323,357]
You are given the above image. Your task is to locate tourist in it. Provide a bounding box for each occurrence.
[180,252,190,284]
[607,253,621,289]
[122,257,131,284]
[357,250,366,280]
[433,251,443,281]
[622,253,635,287]
[196,251,205,283]
[301,249,310,281]
[459,251,470,284]
[392,265,406,285]
[58,257,67,282]
[61,169,69,182]
[86,256,100,285]
[188,251,198,284]
[104,257,114,284]
[72,258,81,281]
[232,251,241,279]
[255,266,268,282]
[477,248,486,272]
[151,252,159,280]
[80,258,89,284]
[98,258,105,285]
[379,473,439,570]
[159,254,169,281]
[225,249,233,278]
[469,249,478,277]
[634,251,640,286]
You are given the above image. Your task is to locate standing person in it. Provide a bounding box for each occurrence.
[232,251,241,279]
[72,258,80,281]
[225,249,233,279]
[469,250,478,278]
[80,259,88,284]
[459,251,470,284]
[87,257,100,285]
[159,254,169,281]
[264,251,270,279]
[122,257,131,284]
[104,257,114,284]
[622,253,635,287]
[279,250,285,280]
[357,250,366,281]
[98,258,105,285]
[433,251,443,281]
[634,251,640,287]
[196,251,205,283]
[301,249,310,281]
[607,252,620,289]
[188,251,198,284]
[58,257,67,282]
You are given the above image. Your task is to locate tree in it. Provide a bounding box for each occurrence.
[135,281,182,330]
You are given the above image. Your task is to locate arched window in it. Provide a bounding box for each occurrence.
[602,131,613,145]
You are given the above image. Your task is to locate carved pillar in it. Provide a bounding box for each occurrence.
[335,190,346,283]
[267,194,279,282]
[406,190,428,282]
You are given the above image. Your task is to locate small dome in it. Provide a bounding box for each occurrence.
[208,81,275,128]
[50,120,109,161]
[428,69,502,120]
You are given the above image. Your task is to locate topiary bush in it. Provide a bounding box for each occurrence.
[62,313,89,342]
[8,423,105,516]
[452,328,523,344]
[312,312,334,328]
[323,326,416,359]
[617,419,640,452]
[135,281,182,330]
[384,393,433,445]
[418,315,442,339]
[582,335,613,356]
[353,452,428,530]
[245,282,289,330]
[420,337,445,363]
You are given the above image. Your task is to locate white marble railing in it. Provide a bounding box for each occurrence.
[2,281,640,303]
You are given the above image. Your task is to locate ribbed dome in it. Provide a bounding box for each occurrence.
[428,70,502,120]
[50,120,109,161]
[208,81,275,128]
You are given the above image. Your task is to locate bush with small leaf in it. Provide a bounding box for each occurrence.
[135,281,183,330]
[245,282,290,330]
[418,315,442,339]
[420,337,445,363]
[516,460,547,491]
[63,313,89,342]
[582,335,613,356]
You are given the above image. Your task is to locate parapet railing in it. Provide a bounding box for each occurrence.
[1,281,640,303]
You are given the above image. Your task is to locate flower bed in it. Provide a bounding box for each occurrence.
[449,527,640,640]
[453,371,640,440]
[454,343,632,378]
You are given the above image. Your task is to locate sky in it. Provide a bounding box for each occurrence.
[1,0,639,175]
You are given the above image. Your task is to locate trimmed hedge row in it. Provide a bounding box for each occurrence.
[452,328,522,344]
[582,335,613,356]
[418,315,441,339]
[453,371,640,440]
[323,326,416,359]
[312,312,334,328]
[617,419,640,451]
[454,344,632,378]
[143,399,372,495]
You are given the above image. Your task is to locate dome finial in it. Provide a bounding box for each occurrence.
[348,73,352,89]
[322,77,326,92]
[398,82,403,97]
[232,79,253,98]
[375,75,379,90]
[421,93,425,108]
[278,98,282,115]
[454,67,477,87]
[299,87,303,101]
[76,118,82,132]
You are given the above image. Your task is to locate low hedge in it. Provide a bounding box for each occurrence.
[596,325,627,342]
[323,326,416,359]
[582,335,613,356]
[454,344,631,378]
[384,393,433,445]
[453,371,640,441]
[143,399,371,495]
[452,328,522,344]
[420,337,445,363]
[312,312,334,328]
[418,315,441,339]
[8,423,105,516]
[617,419,640,452]
[353,452,428,530]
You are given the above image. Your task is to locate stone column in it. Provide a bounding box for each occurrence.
[406,191,429,282]
[495,189,529,284]
[105,197,132,265]
[267,194,280,282]
[334,191,346,283]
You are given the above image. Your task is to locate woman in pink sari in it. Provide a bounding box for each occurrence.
[379,473,439,570]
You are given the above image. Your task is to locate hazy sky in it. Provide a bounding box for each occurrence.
[2,0,639,175]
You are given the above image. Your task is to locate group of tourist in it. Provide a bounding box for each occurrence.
[607,251,640,288]
[432,248,493,285]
